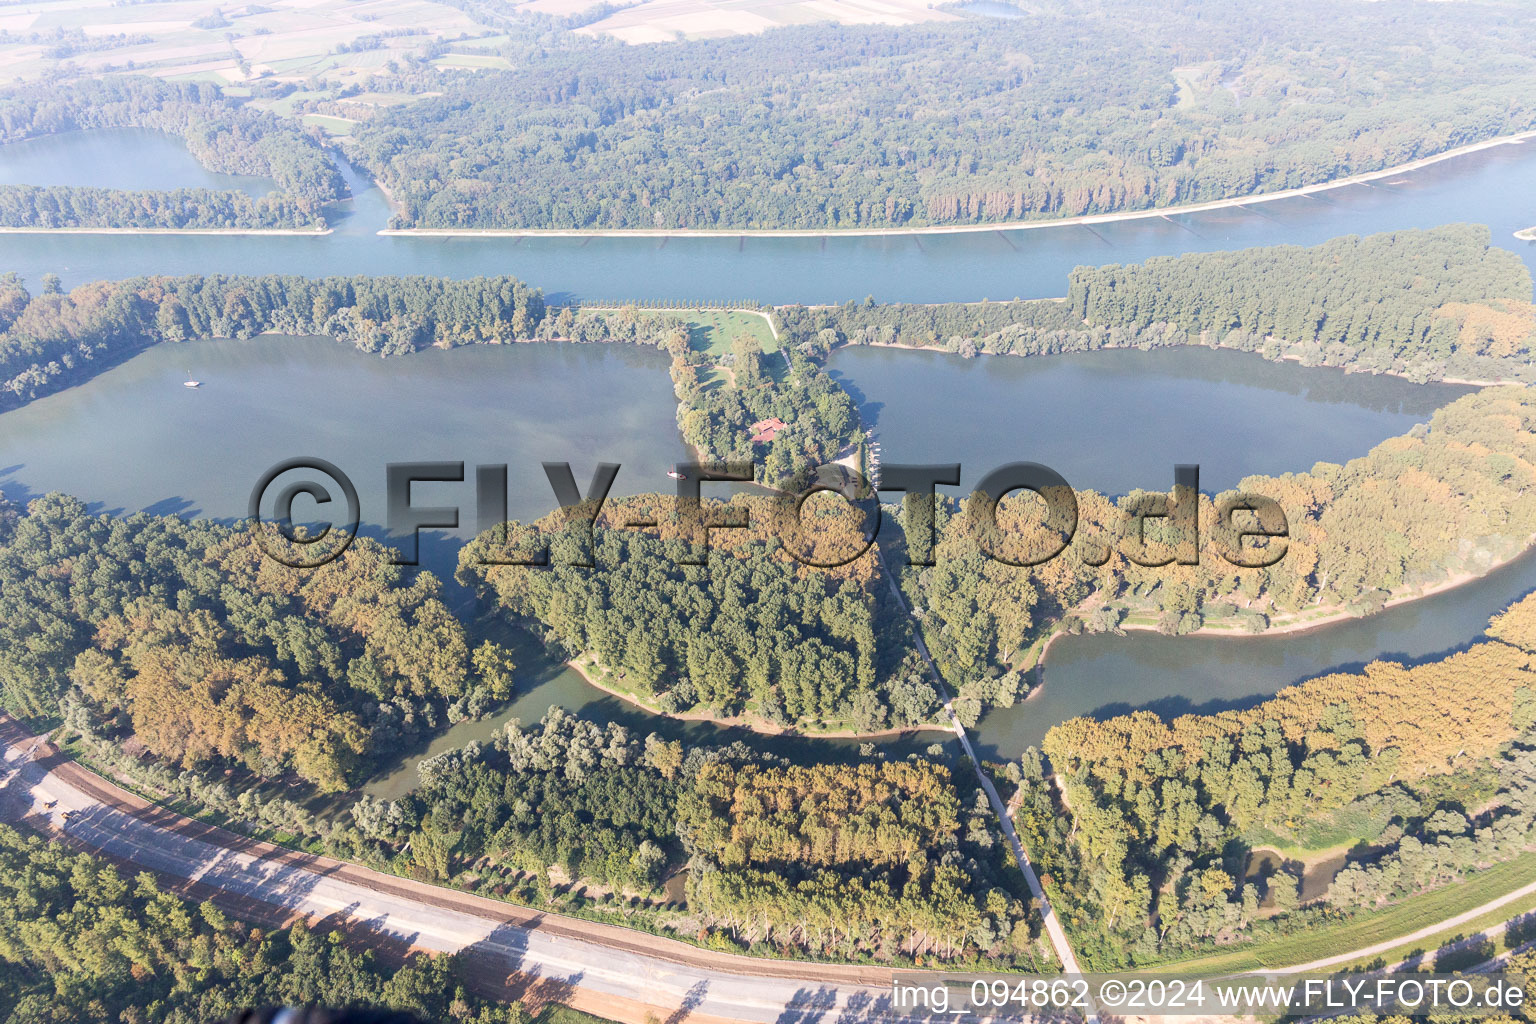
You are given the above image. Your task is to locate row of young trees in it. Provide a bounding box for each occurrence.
[679,759,1042,963]
[0,76,347,228]
[1014,592,1536,967]
[350,0,1536,229]
[0,824,523,1024]
[336,709,1045,965]
[0,271,546,410]
[0,493,484,791]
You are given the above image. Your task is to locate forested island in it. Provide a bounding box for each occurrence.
[347,0,1536,230]
[0,77,345,231]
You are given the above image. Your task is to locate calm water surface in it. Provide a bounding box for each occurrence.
[5,128,1536,784]
[0,128,279,196]
[827,345,1469,494]
[0,335,690,584]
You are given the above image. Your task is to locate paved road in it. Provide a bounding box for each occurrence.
[0,718,1018,1024]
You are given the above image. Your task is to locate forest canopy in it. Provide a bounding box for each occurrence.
[783,225,1536,384]
[0,494,480,791]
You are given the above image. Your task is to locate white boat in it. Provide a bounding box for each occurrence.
[666,469,686,480]
[183,380,201,388]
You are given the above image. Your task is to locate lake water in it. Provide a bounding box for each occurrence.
[0,127,279,196]
[6,128,1536,306]
[0,335,690,584]
[4,127,1536,788]
[826,344,1469,495]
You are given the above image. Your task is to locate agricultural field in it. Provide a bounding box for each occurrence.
[0,0,488,85]
[552,0,960,44]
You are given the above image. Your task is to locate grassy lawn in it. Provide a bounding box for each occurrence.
[301,114,357,136]
[536,1006,616,1024]
[433,53,515,70]
[642,308,778,354]
[1141,853,1536,975]
[575,308,777,354]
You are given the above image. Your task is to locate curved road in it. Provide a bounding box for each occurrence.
[0,718,1009,1024]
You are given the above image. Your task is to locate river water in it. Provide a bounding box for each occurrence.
[3,127,1535,787]
[7,127,1536,305]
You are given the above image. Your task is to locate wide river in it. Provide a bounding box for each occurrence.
[3,128,1535,788]
[7,127,1536,303]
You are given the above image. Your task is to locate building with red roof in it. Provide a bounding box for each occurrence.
[749,417,787,443]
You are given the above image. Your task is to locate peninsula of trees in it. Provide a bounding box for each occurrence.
[349,0,1536,230]
[781,225,1536,385]
[900,385,1536,716]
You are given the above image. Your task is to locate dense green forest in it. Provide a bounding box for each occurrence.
[0,494,486,791]
[343,710,1049,966]
[1069,224,1536,383]
[0,184,325,231]
[1012,593,1536,968]
[350,0,1536,229]
[681,759,1038,961]
[0,272,545,410]
[900,385,1536,709]
[782,225,1536,384]
[0,824,522,1023]
[0,77,345,229]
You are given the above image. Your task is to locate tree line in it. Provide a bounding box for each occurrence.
[0,183,325,230]
[781,225,1536,385]
[0,271,546,410]
[350,0,1536,229]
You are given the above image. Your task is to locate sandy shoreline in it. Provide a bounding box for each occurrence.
[567,656,950,740]
[376,129,1536,240]
[1031,532,1536,694]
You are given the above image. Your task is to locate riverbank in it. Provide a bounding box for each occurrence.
[567,655,950,740]
[853,334,1525,389]
[0,225,333,236]
[375,129,1536,240]
[1029,531,1536,702]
